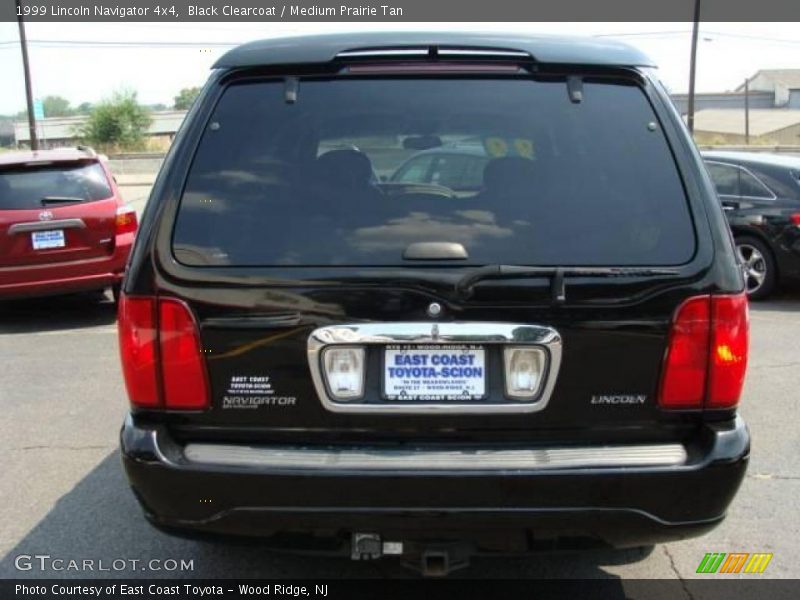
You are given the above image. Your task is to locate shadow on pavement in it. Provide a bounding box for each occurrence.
[0,451,646,582]
[0,292,117,335]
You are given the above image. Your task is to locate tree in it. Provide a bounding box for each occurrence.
[42,95,73,117]
[76,102,93,114]
[173,87,201,110]
[78,90,152,151]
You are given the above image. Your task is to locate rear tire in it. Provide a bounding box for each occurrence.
[735,236,776,300]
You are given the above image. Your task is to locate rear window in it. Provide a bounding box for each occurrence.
[0,161,112,210]
[173,77,694,267]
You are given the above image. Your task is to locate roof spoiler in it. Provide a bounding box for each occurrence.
[75,145,97,158]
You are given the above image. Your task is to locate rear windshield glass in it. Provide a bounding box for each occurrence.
[173,77,694,266]
[0,161,112,210]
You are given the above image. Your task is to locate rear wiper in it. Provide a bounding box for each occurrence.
[41,196,84,205]
[455,265,680,304]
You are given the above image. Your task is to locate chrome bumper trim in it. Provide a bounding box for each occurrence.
[184,443,687,471]
[307,322,562,414]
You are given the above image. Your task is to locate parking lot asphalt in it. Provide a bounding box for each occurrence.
[0,288,798,585]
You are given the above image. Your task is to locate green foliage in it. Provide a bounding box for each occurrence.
[173,87,201,110]
[78,90,152,151]
[7,98,90,121]
[42,95,73,117]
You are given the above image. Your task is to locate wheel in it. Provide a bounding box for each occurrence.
[735,236,776,300]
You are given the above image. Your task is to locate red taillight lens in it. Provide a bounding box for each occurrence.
[659,293,749,410]
[118,295,209,410]
[659,296,711,408]
[159,298,209,410]
[115,206,138,235]
[118,296,159,408]
[708,294,749,408]
[790,213,800,226]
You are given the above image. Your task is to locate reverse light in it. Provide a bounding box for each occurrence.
[707,294,749,408]
[659,293,749,410]
[322,347,365,400]
[115,205,138,235]
[503,347,546,400]
[118,295,209,410]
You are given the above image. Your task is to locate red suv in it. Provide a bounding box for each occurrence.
[0,147,136,301]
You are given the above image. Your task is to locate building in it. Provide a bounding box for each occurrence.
[735,69,800,108]
[690,109,800,145]
[671,91,775,115]
[0,119,14,147]
[13,110,187,150]
[671,69,800,144]
[672,69,800,114]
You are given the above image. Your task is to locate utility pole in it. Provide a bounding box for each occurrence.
[16,0,38,150]
[744,77,750,145]
[687,0,701,135]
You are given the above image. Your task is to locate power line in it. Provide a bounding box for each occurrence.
[594,30,691,38]
[1,31,799,49]
[0,39,240,47]
[595,29,800,45]
[701,31,800,45]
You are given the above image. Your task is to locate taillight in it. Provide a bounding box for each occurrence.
[659,293,749,410]
[707,294,749,408]
[659,296,710,408]
[159,298,209,409]
[115,205,138,235]
[790,213,800,226]
[118,296,158,408]
[117,295,209,410]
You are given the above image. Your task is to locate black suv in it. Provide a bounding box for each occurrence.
[119,32,749,574]
[703,150,800,299]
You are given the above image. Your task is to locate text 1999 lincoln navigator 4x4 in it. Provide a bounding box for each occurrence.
[119,32,750,575]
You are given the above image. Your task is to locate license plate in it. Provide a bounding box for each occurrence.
[384,345,486,401]
[31,229,65,250]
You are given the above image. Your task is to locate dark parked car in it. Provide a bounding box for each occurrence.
[702,151,800,299]
[0,147,136,300]
[119,32,749,575]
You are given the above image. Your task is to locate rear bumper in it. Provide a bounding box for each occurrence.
[0,234,132,299]
[121,415,749,551]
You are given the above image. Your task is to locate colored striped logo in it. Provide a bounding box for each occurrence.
[696,552,773,574]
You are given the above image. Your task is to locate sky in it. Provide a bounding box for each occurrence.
[1,21,799,116]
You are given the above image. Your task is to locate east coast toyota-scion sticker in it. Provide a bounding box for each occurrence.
[222,375,296,409]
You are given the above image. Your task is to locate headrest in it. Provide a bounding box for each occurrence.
[482,157,537,192]
[315,149,374,187]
